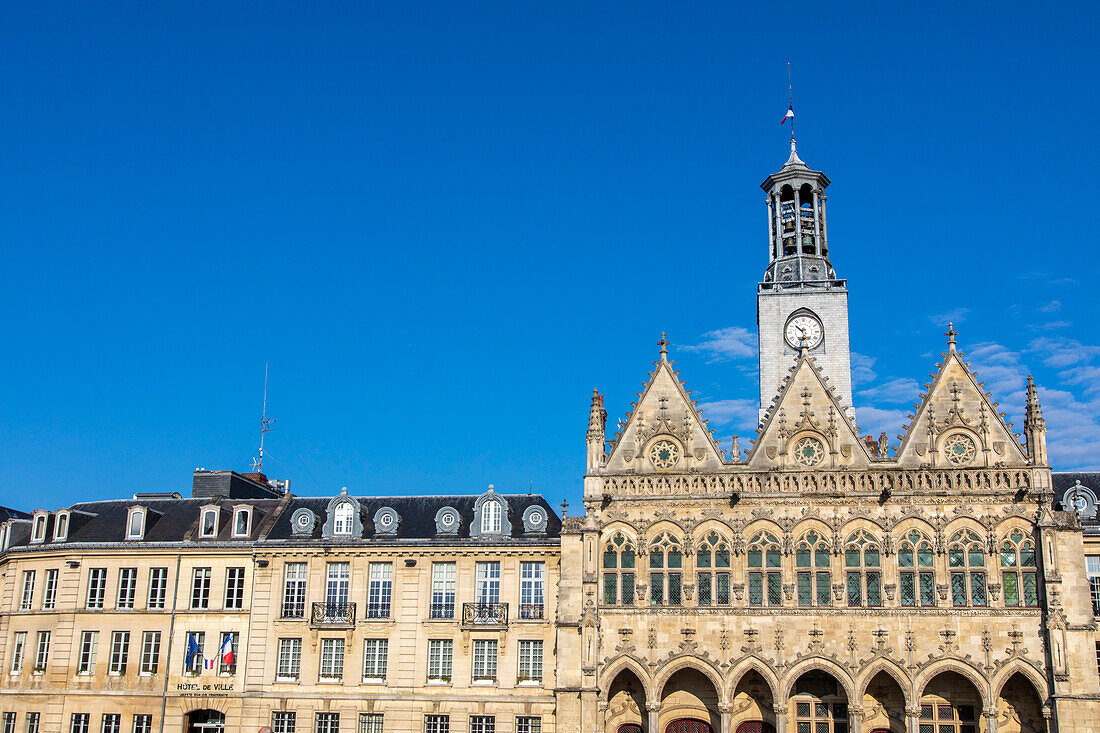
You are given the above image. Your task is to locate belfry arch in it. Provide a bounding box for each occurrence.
[606,666,649,733]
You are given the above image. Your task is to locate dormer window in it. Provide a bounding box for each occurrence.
[0,523,10,551]
[200,508,219,538]
[126,508,146,540]
[233,507,252,538]
[53,511,69,541]
[333,503,354,535]
[481,501,502,534]
[31,514,47,544]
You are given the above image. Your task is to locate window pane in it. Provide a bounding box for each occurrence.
[971,572,987,606]
[797,572,812,606]
[748,549,762,568]
[766,548,781,568]
[766,572,782,605]
[604,574,617,605]
[668,573,681,605]
[697,550,711,569]
[920,573,936,606]
[951,572,968,606]
[621,573,634,604]
[621,549,635,569]
[1023,572,1038,607]
[900,572,915,607]
[844,548,859,567]
[797,547,811,568]
[815,549,829,568]
[697,573,712,606]
[847,571,862,606]
[749,573,763,606]
[716,573,730,605]
[816,572,831,606]
[918,545,934,567]
[866,572,882,606]
[899,546,914,568]
[1003,573,1019,606]
[716,549,730,568]
[865,548,880,567]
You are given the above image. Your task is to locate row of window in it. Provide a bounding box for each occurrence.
[1,713,152,733]
[275,637,544,685]
[275,713,541,733]
[604,530,1039,609]
[11,630,169,677]
[281,561,546,620]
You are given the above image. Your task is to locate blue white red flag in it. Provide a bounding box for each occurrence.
[221,634,235,667]
[780,105,794,125]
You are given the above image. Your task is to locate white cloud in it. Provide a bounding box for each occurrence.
[850,352,877,386]
[1028,336,1100,369]
[857,377,920,404]
[852,406,909,441]
[1039,300,1062,313]
[697,398,759,435]
[929,308,970,326]
[684,327,757,363]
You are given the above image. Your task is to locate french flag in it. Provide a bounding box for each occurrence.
[780,105,794,125]
[221,635,235,667]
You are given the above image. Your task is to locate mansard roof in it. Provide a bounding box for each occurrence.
[1053,472,1100,532]
[0,490,560,554]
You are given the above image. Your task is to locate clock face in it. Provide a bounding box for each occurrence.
[785,314,823,349]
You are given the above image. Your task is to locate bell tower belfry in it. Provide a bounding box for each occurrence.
[757,138,854,422]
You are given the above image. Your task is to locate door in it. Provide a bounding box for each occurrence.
[734,723,775,733]
[185,710,224,733]
[665,720,713,733]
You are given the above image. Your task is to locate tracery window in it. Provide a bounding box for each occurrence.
[949,529,987,607]
[844,530,882,607]
[899,530,936,607]
[796,531,831,607]
[1000,529,1038,607]
[696,532,731,606]
[748,531,782,607]
[602,533,635,606]
[648,533,682,606]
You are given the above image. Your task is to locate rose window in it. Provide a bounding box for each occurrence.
[943,433,977,464]
[648,440,680,469]
[793,436,825,466]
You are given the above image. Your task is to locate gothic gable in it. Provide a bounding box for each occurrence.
[894,335,1028,468]
[746,353,872,470]
[603,350,725,473]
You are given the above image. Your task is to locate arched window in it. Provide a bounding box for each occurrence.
[796,531,831,607]
[602,533,635,606]
[333,502,354,535]
[899,530,936,607]
[481,501,502,534]
[845,529,882,607]
[648,533,682,606]
[697,532,731,606]
[1000,529,1038,607]
[747,531,782,607]
[949,529,987,607]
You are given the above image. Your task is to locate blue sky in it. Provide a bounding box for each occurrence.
[2,2,1098,512]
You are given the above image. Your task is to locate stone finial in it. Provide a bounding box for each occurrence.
[587,388,606,444]
[945,322,958,352]
[658,332,670,362]
[561,499,568,519]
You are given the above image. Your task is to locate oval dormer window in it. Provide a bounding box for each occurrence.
[334,502,354,535]
[481,501,502,534]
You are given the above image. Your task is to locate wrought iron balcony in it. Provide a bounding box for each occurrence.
[461,602,508,628]
[311,602,356,627]
[429,603,455,620]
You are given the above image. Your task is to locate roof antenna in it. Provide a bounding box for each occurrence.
[251,362,275,473]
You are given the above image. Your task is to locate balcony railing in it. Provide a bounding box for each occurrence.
[461,602,508,628]
[364,602,390,619]
[311,602,356,627]
[429,603,455,620]
[518,603,544,620]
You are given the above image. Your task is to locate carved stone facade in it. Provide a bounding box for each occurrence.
[553,144,1100,733]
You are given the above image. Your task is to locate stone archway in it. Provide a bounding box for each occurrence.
[730,669,777,733]
[659,667,721,733]
[607,667,649,733]
[184,710,224,733]
[919,671,983,733]
[789,669,849,733]
[996,672,1044,733]
[861,671,906,733]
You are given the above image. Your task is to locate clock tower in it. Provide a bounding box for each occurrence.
[757,138,854,422]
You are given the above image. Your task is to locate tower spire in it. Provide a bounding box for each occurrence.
[1025,374,1047,465]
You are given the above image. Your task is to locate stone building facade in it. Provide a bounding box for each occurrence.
[1,140,1099,733]
[0,474,561,733]
[553,143,1100,733]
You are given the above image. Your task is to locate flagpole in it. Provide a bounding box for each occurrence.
[788,61,795,142]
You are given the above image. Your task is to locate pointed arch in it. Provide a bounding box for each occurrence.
[727,656,781,703]
[644,520,687,544]
[781,657,856,701]
[855,658,913,704]
[654,654,729,706]
[991,659,1048,702]
[914,659,990,709]
[600,654,654,703]
[790,519,834,542]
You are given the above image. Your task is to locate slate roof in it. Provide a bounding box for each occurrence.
[1053,471,1100,530]
[1,491,559,554]
[266,494,560,542]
